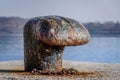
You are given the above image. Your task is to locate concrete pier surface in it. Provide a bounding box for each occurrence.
[0,60,120,80]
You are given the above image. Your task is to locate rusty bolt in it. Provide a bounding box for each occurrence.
[24,15,90,73]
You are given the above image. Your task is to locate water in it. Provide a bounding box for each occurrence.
[64,37,120,63]
[0,35,23,61]
[0,35,120,63]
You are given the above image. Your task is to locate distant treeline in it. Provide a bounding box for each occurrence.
[0,17,28,34]
[0,17,120,36]
[84,22,120,36]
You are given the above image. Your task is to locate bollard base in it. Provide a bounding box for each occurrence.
[24,34,64,73]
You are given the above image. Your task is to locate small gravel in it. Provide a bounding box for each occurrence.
[0,60,120,80]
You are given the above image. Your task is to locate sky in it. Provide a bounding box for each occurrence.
[0,0,120,22]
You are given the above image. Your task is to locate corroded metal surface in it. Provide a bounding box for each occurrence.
[26,16,90,46]
[24,29,64,72]
[24,15,90,73]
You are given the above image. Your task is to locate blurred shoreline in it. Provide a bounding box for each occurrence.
[0,33,120,37]
[0,34,23,36]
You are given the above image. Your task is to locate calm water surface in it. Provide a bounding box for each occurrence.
[0,35,120,63]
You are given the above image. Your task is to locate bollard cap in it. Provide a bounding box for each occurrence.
[25,15,90,46]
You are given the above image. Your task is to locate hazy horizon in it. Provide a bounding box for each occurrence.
[0,0,120,22]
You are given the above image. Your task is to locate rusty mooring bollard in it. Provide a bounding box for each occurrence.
[24,15,90,73]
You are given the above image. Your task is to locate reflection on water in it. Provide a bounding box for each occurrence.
[0,35,120,63]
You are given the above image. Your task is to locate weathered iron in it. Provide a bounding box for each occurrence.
[24,15,90,73]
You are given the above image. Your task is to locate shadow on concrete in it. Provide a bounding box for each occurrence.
[0,69,25,73]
